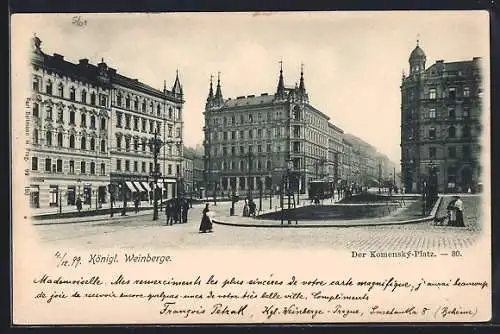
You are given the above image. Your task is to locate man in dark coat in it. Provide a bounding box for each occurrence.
[182,199,189,223]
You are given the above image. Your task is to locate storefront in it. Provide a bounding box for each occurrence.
[29,185,40,208]
[67,186,76,205]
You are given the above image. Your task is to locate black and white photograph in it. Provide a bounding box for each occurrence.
[11,11,491,324]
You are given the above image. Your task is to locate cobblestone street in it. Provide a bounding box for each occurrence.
[33,195,484,252]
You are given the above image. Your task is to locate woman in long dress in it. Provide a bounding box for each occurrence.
[199,203,213,233]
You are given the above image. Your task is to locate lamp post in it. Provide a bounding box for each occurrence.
[246,152,254,201]
[108,183,114,218]
[94,189,98,211]
[121,180,127,216]
[258,178,263,213]
[149,130,165,221]
[58,188,63,215]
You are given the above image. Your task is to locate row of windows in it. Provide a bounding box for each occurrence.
[115,92,180,120]
[426,125,471,139]
[32,130,107,152]
[116,112,180,137]
[428,145,472,159]
[115,159,181,175]
[32,76,107,106]
[31,157,106,175]
[33,104,107,129]
[114,137,180,156]
[407,107,471,120]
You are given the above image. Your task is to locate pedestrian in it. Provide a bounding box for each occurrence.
[173,200,179,224]
[166,202,173,226]
[243,199,249,217]
[182,199,189,223]
[76,197,82,213]
[134,197,139,214]
[445,197,457,226]
[199,203,213,233]
[454,196,465,227]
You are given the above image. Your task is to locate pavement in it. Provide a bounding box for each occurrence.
[33,195,483,252]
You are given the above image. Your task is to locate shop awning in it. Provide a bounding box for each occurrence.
[140,182,151,192]
[133,181,144,192]
[124,181,136,192]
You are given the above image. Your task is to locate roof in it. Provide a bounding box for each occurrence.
[426,60,477,73]
[222,94,276,108]
[409,45,426,61]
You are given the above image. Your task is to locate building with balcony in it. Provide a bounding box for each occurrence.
[27,35,184,209]
[400,40,483,193]
[202,65,344,199]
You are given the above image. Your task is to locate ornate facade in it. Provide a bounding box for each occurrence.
[27,35,184,208]
[400,41,482,193]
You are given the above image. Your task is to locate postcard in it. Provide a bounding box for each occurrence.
[11,11,491,324]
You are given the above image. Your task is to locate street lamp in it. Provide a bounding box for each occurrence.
[58,188,64,215]
[149,130,165,221]
[108,183,115,218]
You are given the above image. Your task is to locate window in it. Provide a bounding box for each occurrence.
[448,109,456,119]
[100,95,107,107]
[168,164,172,175]
[31,157,38,170]
[429,109,436,119]
[57,83,64,98]
[32,76,40,92]
[117,93,122,106]
[142,119,146,132]
[100,118,106,130]
[90,138,95,151]
[116,159,122,171]
[267,160,271,170]
[125,137,130,151]
[463,87,470,97]
[90,162,95,175]
[429,89,436,99]
[176,128,181,138]
[81,90,87,103]
[80,161,86,174]
[57,108,64,123]
[116,136,122,150]
[134,97,139,111]
[449,88,456,99]
[448,126,456,138]
[142,140,146,152]
[231,131,236,140]
[463,145,471,159]
[116,113,122,127]
[90,92,96,105]
[70,87,76,101]
[463,108,470,118]
[56,159,62,173]
[69,110,75,125]
[134,117,139,131]
[57,133,63,147]
[126,96,130,109]
[429,127,436,139]
[46,107,53,120]
[134,161,138,172]
[81,136,86,150]
[46,80,53,95]
[267,143,271,152]
[142,101,147,112]
[90,115,96,129]
[69,134,75,148]
[168,107,173,119]
[240,115,244,124]
[32,103,39,117]
[429,147,436,159]
[239,130,244,140]
[448,147,456,158]
[149,120,154,133]
[150,163,153,173]
[463,125,471,138]
[125,115,131,129]
[157,104,161,116]
[168,125,173,137]
[157,122,162,134]
[141,162,146,173]
[100,163,105,175]
[69,160,74,174]
[100,139,106,153]
[32,129,39,144]
[134,139,139,151]
[125,160,130,172]
[45,158,51,172]
[81,113,86,127]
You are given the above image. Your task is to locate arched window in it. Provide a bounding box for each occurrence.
[70,87,76,101]
[134,97,139,110]
[81,113,86,127]
[81,89,87,103]
[100,139,106,152]
[81,161,86,174]
[100,118,106,130]
[90,138,95,151]
[57,83,64,97]
[157,104,161,116]
[100,163,105,175]
[46,131,52,146]
[57,107,64,123]
[90,115,96,129]
[448,126,456,138]
[90,162,95,175]
[69,134,75,148]
[448,109,456,119]
[46,80,53,95]
[168,107,173,119]
[142,100,146,112]
[116,93,122,106]
[126,95,130,109]
[116,135,122,150]
[90,92,96,105]
[81,136,86,150]
[150,102,154,113]
[57,132,63,147]
[69,110,75,125]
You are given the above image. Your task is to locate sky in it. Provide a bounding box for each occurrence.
[12,11,489,165]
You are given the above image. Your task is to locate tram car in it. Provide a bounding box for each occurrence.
[308,180,335,200]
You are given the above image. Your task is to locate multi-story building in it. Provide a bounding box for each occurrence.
[400,41,482,193]
[202,65,344,198]
[27,35,184,209]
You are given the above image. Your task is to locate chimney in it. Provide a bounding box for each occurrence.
[79,58,89,66]
[53,53,64,61]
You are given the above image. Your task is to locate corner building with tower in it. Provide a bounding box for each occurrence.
[400,41,483,193]
[27,35,184,209]
[202,65,344,199]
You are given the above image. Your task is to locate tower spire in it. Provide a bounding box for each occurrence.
[214,71,224,105]
[206,74,214,106]
[298,62,308,102]
[416,33,420,46]
[275,59,285,100]
[172,69,183,96]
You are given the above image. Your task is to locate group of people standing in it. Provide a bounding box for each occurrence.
[165,199,191,225]
[445,195,465,227]
[242,199,257,217]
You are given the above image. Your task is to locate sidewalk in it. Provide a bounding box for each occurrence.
[212,197,442,228]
